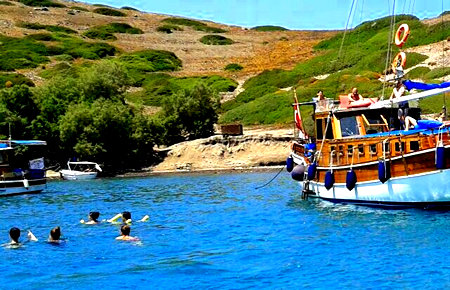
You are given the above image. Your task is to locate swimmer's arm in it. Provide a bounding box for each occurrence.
[139,215,149,222]
[27,230,38,242]
[107,213,122,223]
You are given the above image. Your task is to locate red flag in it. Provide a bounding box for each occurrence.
[293,89,308,139]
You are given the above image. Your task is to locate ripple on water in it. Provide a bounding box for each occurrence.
[1,172,450,288]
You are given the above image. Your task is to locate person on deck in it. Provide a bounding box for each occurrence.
[316,90,328,111]
[348,88,363,103]
[390,81,410,129]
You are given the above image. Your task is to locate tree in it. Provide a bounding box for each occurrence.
[0,85,37,139]
[161,83,219,144]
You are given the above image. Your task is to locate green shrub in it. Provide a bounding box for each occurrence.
[18,22,77,34]
[62,41,118,59]
[251,25,288,31]
[121,6,138,11]
[117,50,182,84]
[83,23,143,40]
[425,67,450,80]
[45,25,77,34]
[83,30,117,40]
[25,33,56,41]
[224,63,243,71]
[0,34,51,70]
[17,0,65,7]
[156,24,183,34]
[0,1,13,5]
[200,35,233,45]
[162,17,227,33]
[93,7,126,17]
[53,54,74,61]
[69,6,88,11]
[407,66,431,79]
[0,73,34,88]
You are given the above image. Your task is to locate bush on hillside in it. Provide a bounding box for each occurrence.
[83,30,117,41]
[224,63,243,71]
[406,66,431,80]
[251,25,288,31]
[93,7,126,17]
[156,24,183,34]
[0,73,34,88]
[121,6,138,11]
[69,6,88,11]
[200,35,233,45]
[25,33,56,41]
[0,1,14,5]
[17,0,65,7]
[83,23,143,40]
[162,17,227,33]
[18,22,77,34]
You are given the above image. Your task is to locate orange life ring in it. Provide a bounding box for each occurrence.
[392,52,406,73]
[394,24,410,47]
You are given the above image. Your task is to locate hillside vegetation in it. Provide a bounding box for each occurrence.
[0,0,448,171]
[220,15,450,127]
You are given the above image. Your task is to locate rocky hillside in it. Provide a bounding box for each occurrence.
[0,0,335,80]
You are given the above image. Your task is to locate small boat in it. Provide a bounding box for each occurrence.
[0,140,47,196]
[60,161,102,180]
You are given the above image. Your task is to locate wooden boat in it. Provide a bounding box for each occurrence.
[0,140,47,196]
[287,19,450,208]
[289,84,450,208]
[60,161,102,180]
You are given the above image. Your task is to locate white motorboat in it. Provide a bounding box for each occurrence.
[60,161,102,180]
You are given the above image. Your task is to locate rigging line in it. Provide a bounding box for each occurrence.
[381,0,396,100]
[338,0,357,59]
[254,165,286,190]
[441,0,447,110]
[334,0,357,98]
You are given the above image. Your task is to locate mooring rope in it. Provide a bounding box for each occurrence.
[254,165,286,189]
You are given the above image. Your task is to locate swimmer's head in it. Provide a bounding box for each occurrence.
[9,227,20,243]
[120,225,130,236]
[50,226,61,241]
[122,211,131,221]
[89,211,100,222]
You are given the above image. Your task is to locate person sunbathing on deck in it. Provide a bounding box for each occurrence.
[348,87,363,103]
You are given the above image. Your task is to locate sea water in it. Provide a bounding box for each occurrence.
[0,171,449,288]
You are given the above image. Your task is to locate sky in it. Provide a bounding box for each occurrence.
[81,0,449,30]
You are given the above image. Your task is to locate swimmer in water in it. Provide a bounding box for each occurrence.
[4,227,37,247]
[115,225,139,241]
[48,226,62,243]
[108,211,149,224]
[80,211,100,224]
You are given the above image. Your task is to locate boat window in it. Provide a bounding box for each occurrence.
[347,145,353,155]
[384,142,390,153]
[325,120,334,139]
[394,142,405,152]
[316,119,323,139]
[410,141,419,151]
[358,144,365,156]
[340,116,359,137]
[370,144,377,154]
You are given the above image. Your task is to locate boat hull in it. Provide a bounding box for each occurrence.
[60,170,98,180]
[0,179,46,197]
[305,169,450,208]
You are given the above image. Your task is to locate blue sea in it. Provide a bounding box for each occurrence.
[1,171,449,289]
